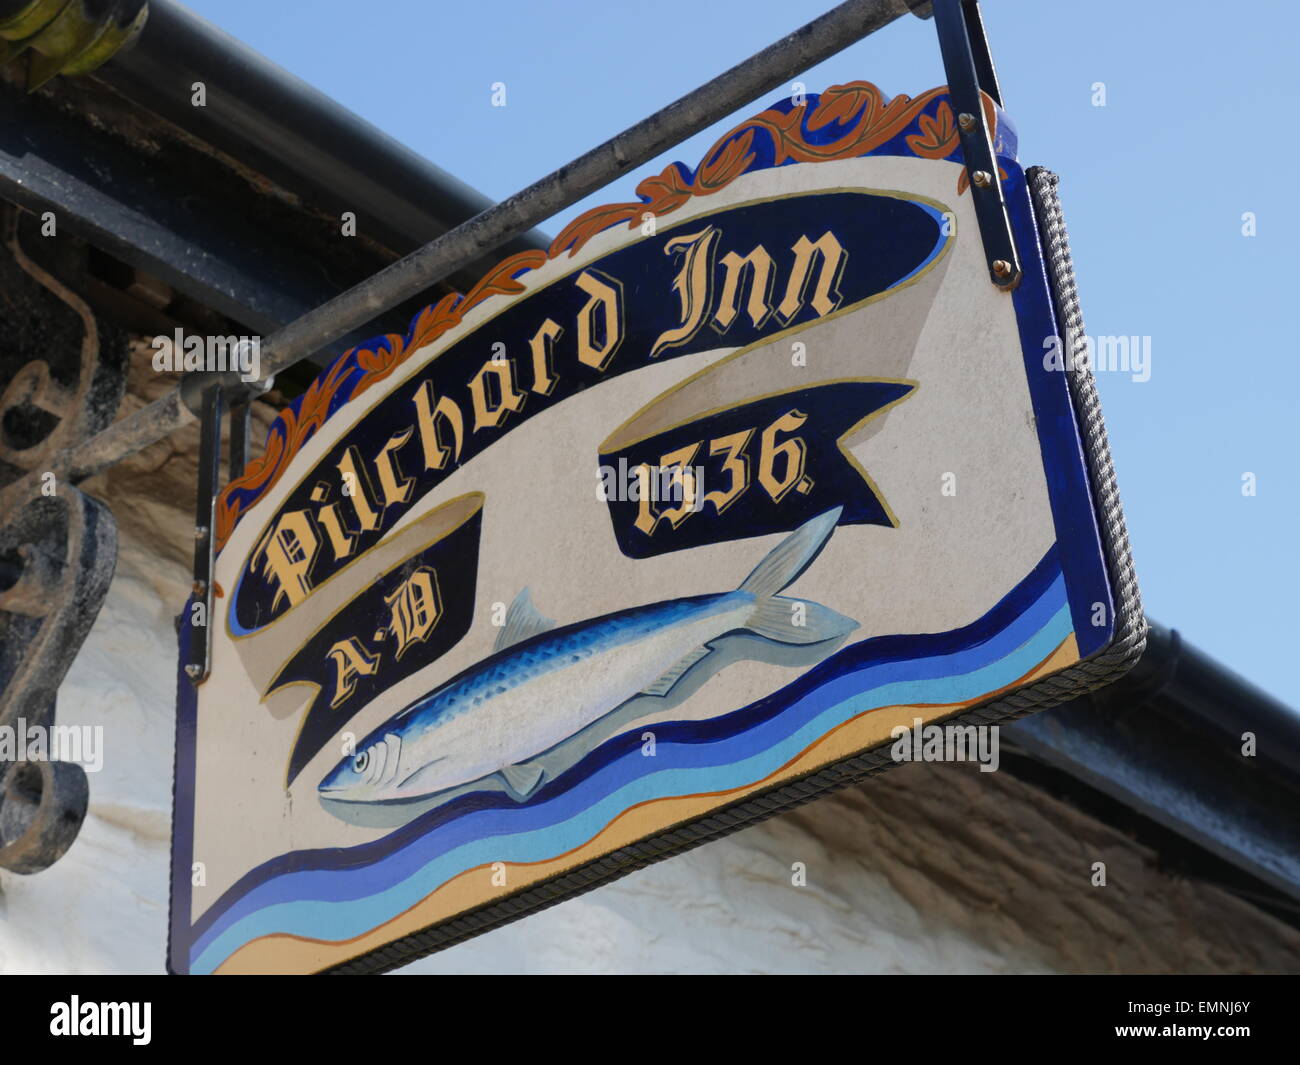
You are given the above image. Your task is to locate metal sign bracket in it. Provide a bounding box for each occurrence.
[932,0,1021,289]
[184,382,223,685]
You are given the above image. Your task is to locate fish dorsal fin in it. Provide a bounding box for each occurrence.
[641,645,713,698]
[493,588,556,653]
[739,506,842,599]
[499,762,546,800]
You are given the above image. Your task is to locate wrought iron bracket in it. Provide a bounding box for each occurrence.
[184,382,223,685]
[0,488,115,872]
[0,204,128,872]
[0,204,128,487]
[931,0,1021,289]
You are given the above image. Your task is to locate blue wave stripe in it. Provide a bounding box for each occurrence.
[188,549,1065,943]
[193,575,1069,964]
[192,572,1065,970]
[203,565,1067,923]
[192,581,1072,972]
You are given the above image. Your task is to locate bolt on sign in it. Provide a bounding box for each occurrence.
[170,80,1141,974]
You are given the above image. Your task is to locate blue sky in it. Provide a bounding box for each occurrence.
[184,0,1299,706]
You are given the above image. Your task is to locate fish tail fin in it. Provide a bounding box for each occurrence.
[745,596,858,645]
[739,507,843,599]
[737,508,855,645]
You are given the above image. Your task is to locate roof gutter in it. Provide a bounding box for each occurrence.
[89,0,549,277]
[1006,620,1300,912]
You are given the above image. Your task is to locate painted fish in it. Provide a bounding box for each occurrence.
[319,508,854,815]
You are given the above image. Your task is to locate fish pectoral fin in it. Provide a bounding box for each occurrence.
[640,645,713,698]
[493,588,557,653]
[499,761,546,800]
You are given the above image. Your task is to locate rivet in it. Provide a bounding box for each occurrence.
[184,664,202,679]
[992,260,1013,278]
[958,112,977,132]
[192,580,207,597]
[972,170,992,188]
[194,525,208,540]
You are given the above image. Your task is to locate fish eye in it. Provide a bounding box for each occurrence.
[353,751,369,774]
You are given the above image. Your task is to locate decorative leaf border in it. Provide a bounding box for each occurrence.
[215,81,1004,550]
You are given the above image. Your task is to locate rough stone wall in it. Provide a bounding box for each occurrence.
[2,348,1296,974]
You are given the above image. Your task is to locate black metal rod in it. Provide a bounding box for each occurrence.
[185,383,222,684]
[3,0,923,500]
[959,0,1002,106]
[228,401,250,481]
[216,0,924,401]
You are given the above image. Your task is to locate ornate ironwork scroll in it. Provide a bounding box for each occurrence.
[0,204,126,871]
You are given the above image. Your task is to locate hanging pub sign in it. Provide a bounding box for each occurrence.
[169,78,1140,974]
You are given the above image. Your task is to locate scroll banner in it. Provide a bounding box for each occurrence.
[261,495,483,785]
[600,379,916,557]
[230,189,950,636]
